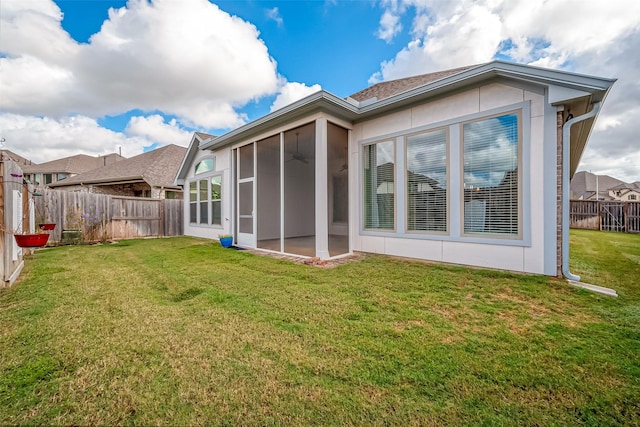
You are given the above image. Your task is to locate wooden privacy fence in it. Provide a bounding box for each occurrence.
[34,188,183,244]
[570,200,640,233]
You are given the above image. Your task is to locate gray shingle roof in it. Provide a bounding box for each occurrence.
[49,144,186,189]
[22,153,123,174]
[348,65,478,102]
[0,149,36,166]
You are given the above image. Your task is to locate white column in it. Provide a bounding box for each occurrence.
[315,117,330,259]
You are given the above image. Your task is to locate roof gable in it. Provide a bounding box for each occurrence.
[174,132,217,185]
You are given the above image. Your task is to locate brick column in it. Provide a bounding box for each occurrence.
[556,111,564,277]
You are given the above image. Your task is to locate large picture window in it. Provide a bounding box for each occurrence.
[189,175,223,226]
[363,140,395,230]
[462,111,521,237]
[406,128,447,233]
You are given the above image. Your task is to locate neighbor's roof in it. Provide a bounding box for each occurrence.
[348,65,477,103]
[50,144,187,189]
[22,153,124,174]
[0,149,36,166]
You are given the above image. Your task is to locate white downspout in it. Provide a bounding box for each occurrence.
[561,102,601,281]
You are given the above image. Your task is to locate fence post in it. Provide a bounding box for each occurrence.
[159,199,165,237]
[597,200,602,231]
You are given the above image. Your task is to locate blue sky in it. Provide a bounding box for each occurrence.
[1,0,639,181]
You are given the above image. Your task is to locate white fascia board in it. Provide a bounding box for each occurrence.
[200,91,359,151]
[174,133,206,185]
[548,85,593,105]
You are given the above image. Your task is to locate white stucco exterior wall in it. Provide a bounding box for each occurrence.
[351,81,552,275]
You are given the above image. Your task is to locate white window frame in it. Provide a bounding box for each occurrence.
[188,172,223,228]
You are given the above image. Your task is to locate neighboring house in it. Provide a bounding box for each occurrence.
[608,183,640,201]
[50,144,186,199]
[175,60,615,277]
[22,153,124,185]
[571,171,639,201]
[0,149,36,168]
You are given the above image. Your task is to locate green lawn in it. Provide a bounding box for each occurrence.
[1,230,638,425]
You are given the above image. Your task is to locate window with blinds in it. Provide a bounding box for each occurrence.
[363,140,395,230]
[462,112,520,237]
[406,128,448,233]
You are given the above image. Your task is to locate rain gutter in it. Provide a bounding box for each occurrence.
[561,102,601,281]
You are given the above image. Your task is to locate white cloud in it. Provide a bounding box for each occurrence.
[0,113,151,162]
[0,0,279,128]
[125,115,192,146]
[270,82,322,112]
[377,10,402,42]
[265,7,283,27]
[373,0,640,181]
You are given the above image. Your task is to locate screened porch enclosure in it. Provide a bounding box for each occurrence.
[237,120,349,258]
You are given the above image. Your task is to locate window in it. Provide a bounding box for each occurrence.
[462,112,521,237]
[57,173,68,181]
[189,175,223,226]
[195,158,214,174]
[629,194,637,201]
[363,140,395,230]
[189,182,197,223]
[43,173,53,185]
[406,128,447,232]
[211,176,222,225]
[199,179,208,224]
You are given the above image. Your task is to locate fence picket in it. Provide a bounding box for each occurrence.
[570,200,640,233]
[33,188,183,243]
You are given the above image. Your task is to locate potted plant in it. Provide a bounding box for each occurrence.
[14,232,50,248]
[218,234,233,248]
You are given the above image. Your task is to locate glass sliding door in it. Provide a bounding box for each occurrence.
[327,122,349,256]
[257,134,281,251]
[284,123,315,257]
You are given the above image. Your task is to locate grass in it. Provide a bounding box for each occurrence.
[0,230,638,425]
